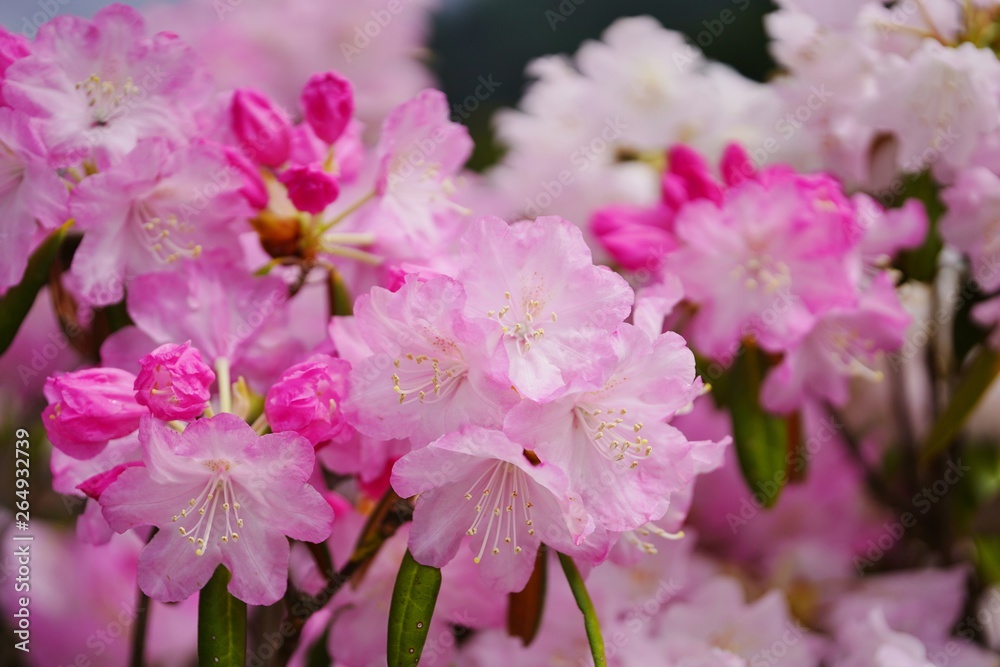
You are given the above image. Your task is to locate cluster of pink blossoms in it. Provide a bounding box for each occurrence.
[5,2,1000,666]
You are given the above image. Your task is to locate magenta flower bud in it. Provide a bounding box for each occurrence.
[279,163,340,214]
[134,341,215,422]
[231,88,292,168]
[43,368,146,459]
[223,145,268,209]
[301,71,354,145]
[265,354,351,448]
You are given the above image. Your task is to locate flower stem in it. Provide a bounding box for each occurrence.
[557,552,606,667]
[128,585,150,667]
[315,190,375,234]
[198,566,246,667]
[215,357,232,414]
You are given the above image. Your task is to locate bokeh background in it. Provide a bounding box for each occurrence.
[0,0,777,169]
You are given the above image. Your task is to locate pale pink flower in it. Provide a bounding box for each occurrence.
[459,215,634,401]
[100,413,334,604]
[391,426,604,592]
[342,274,514,447]
[4,4,211,167]
[504,324,714,533]
[66,139,252,306]
[941,166,1000,292]
[0,107,69,294]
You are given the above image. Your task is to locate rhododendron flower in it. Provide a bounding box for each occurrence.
[391,426,603,592]
[667,164,858,359]
[0,27,29,107]
[343,274,514,446]
[100,413,334,604]
[761,272,910,414]
[134,341,215,421]
[459,216,634,401]
[230,87,292,168]
[505,324,714,532]
[4,4,211,167]
[43,368,146,459]
[265,354,351,447]
[300,70,354,145]
[279,163,340,214]
[364,89,473,254]
[941,167,1000,293]
[113,253,288,371]
[0,107,69,293]
[67,139,252,306]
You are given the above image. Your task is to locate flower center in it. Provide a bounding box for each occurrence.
[76,74,141,127]
[391,353,466,405]
[171,460,244,556]
[731,254,791,294]
[463,463,534,563]
[487,290,556,355]
[135,201,203,264]
[817,322,884,381]
[575,401,650,470]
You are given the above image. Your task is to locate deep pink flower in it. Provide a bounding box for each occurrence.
[459,216,634,401]
[590,203,678,272]
[0,107,69,294]
[100,413,334,604]
[668,168,859,359]
[301,70,354,145]
[230,87,292,168]
[0,27,30,107]
[265,354,351,448]
[504,324,712,532]
[279,163,340,214]
[66,139,251,306]
[134,341,215,422]
[391,427,605,592]
[43,368,146,460]
[4,4,211,167]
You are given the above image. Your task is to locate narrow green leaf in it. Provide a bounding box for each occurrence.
[723,346,789,507]
[345,489,412,585]
[387,550,441,667]
[922,347,1000,465]
[0,220,72,355]
[975,535,1000,585]
[198,566,246,667]
[557,552,606,667]
[328,267,353,317]
[507,546,547,645]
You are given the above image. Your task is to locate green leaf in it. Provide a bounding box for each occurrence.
[0,220,72,355]
[557,552,606,667]
[717,345,789,507]
[327,268,353,317]
[922,347,1000,465]
[975,535,1000,585]
[892,170,944,284]
[387,549,441,667]
[507,546,547,645]
[198,566,246,667]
